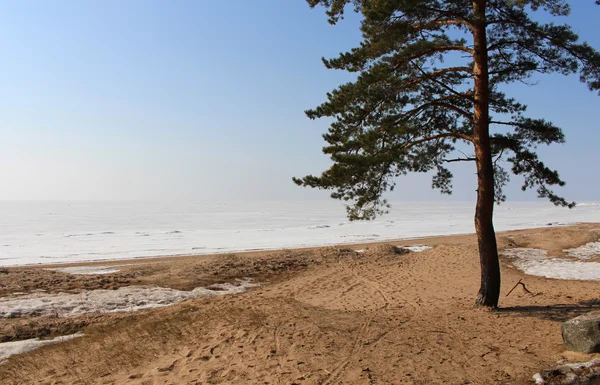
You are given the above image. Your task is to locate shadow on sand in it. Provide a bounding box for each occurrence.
[497,299,600,322]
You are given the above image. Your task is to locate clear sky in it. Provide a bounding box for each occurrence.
[0,1,598,203]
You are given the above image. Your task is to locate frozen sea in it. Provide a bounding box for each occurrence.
[0,201,598,267]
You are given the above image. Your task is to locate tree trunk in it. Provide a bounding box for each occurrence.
[472,0,501,308]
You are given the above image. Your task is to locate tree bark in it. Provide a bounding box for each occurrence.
[472,0,501,308]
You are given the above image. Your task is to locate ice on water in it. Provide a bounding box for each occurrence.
[0,200,598,267]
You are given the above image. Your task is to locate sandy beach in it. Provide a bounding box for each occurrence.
[4,0,600,383]
[1,223,600,384]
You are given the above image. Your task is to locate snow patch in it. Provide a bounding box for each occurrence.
[503,248,600,281]
[564,242,600,260]
[0,333,84,362]
[404,245,432,253]
[532,372,545,385]
[354,249,365,253]
[46,266,120,275]
[0,279,258,318]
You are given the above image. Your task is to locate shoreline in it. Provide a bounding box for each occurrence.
[3,200,598,267]
[9,221,595,269]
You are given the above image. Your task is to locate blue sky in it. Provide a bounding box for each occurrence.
[0,1,598,203]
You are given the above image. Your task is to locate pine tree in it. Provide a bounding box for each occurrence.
[294,0,600,307]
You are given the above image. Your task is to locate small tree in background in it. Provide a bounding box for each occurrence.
[294,0,600,307]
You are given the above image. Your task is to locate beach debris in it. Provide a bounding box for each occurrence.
[505,278,532,297]
[0,279,258,318]
[0,333,84,363]
[562,312,600,353]
[533,358,600,385]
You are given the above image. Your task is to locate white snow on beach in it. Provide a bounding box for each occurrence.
[0,201,598,266]
[503,248,600,281]
[564,242,600,260]
[46,266,120,275]
[0,333,84,363]
[404,245,433,252]
[0,279,257,318]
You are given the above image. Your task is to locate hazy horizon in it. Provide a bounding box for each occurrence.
[0,198,599,203]
[1,1,598,203]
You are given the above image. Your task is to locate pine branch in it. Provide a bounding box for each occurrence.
[487,39,520,52]
[490,5,600,79]
[444,157,476,163]
[403,66,474,90]
[426,102,474,122]
[404,132,474,148]
[429,67,475,76]
[400,45,476,65]
[412,19,475,32]
[490,120,517,126]
[418,5,475,28]
[413,64,476,102]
